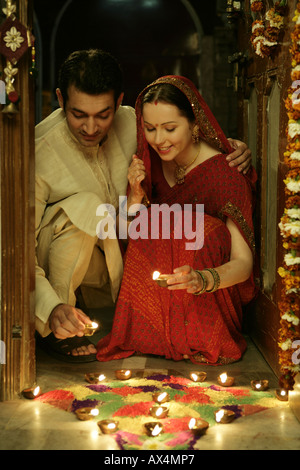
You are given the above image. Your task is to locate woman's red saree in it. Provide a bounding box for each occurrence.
[96,76,257,365]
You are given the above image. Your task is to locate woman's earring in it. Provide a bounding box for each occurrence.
[192,125,201,144]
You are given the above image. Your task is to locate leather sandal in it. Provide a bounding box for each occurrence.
[36,332,97,363]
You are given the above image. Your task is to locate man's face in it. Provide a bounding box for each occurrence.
[57,85,123,147]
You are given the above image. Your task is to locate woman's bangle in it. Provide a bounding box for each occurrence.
[203,268,220,293]
[193,270,207,295]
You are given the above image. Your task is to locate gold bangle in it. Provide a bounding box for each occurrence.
[203,268,220,293]
[193,270,207,295]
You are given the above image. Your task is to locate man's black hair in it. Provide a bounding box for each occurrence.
[58,49,123,107]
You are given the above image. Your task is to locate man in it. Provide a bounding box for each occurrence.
[35,49,252,362]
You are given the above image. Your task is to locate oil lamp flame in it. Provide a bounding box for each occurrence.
[33,386,40,396]
[152,424,162,436]
[107,422,116,430]
[219,373,227,384]
[189,418,196,429]
[97,419,119,434]
[215,409,225,423]
[157,392,167,402]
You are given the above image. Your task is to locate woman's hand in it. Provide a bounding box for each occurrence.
[166,265,205,294]
[118,155,146,235]
[127,154,146,204]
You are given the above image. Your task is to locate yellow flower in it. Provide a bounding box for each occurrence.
[278,267,287,277]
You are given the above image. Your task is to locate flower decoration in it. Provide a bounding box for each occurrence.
[2,3,16,17]
[250,1,287,58]
[277,3,300,390]
[3,26,24,52]
[0,16,30,62]
[250,1,263,12]
[0,0,36,115]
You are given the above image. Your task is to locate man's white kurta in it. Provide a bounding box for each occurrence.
[35,106,137,335]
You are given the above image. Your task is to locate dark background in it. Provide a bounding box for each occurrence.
[33,0,239,137]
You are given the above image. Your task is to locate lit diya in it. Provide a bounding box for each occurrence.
[214,408,236,424]
[188,417,209,436]
[115,369,132,380]
[75,407,99,421]
[251,380,269,391]
[22,386,42,399]
[85,373,106,384]
[189,371,207,382]
[144,422,164,437]
[275,388,289,401]
[98,419,119,434]
[150,405,169,419]
[152,391,170,404]
[217,372,235,387]
[152,271,171,287]
[83,321,99,336]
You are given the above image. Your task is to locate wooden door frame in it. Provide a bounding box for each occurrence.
[238,2,294,376]
[0,0,35,401]
[242,72,283,375]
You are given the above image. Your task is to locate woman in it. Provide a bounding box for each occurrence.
[96,75,257,365]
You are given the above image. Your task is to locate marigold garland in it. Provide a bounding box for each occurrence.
[277,2,300,390]
[250,1,287,58]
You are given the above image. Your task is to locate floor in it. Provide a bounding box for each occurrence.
[0,306,299,451]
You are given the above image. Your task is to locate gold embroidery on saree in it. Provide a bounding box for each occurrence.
[218,201,255,254]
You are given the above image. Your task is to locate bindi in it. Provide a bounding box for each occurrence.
[154,100,158,106]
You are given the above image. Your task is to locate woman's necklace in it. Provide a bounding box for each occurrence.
[174,147,200,185]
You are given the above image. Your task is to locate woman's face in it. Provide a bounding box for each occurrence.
[142,101,195,163]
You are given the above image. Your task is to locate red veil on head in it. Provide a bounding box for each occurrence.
[135,75,234,200]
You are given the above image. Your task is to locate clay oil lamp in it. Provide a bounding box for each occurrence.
[251,380,269,391]
[144,422,164,437]
[75,407,99,421]
[188,417,209,436]
[98,419,119,434]
[115,369,132,380]
[83,321,99,336]
[214,408,236,424]
[217,372,235,387]
[152,271,171,287]
[189,371,207,383]
[22,386,42,399]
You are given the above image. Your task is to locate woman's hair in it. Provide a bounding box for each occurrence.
[142,83,195,123]
[58,49,123,108]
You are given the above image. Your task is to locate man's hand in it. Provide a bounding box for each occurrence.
[49,304,93,340]
[227,138,252,174]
